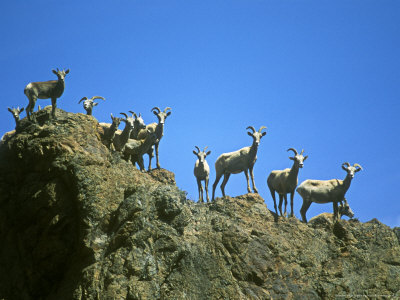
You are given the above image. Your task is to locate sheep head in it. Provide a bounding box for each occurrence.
[339,198,354,219]
[342,162,363,178]
[247,126,267,145]
[287,148,308,168]
[110,113,122,128]
[120,112,135,130]
[129,111,146,130]
[52,68,69,80]
[151,107,171,124]
[193,146,211,163]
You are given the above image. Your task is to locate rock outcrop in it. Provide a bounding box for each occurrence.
[0,108,399,299]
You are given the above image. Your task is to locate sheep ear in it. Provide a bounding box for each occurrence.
[261,131,267,137]
[65,69,70,74]
[289,157,295,160]
[303,155,308,161]
[247,132,253,137]
[206,151,211,156]
[94,102,99,106]
[52,69,57,75]
[166,111,171,116]
[153,110,158,116]
[7,107,12,112]
[193,150,197,156]
[20,107,24,112]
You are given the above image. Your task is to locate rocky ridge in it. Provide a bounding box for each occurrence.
[0,108,399,299]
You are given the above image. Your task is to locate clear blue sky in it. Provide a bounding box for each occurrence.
[1,1,399,227]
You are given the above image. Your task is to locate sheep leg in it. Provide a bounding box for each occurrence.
[212,173,223,201]
[290,191,295,217]
[269,188,279,216]
[220,173,231,198]
[197,178,203,202]
[205,177,210,203]
[244,169,251,193]
[137,155,146,172]
[278,194,284,216]
[283,194,288,217]
[333,201,339,222]
[250,167,258,193]
[26,97,37,122]
[147,147,155,171]
[300,199,312,223]
[51,98,57,119]
[155,142,161,169]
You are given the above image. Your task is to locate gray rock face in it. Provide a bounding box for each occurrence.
[0,109,399,299]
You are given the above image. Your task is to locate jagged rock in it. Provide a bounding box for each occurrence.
[0,109,399,299]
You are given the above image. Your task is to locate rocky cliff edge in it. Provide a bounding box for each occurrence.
[0,108,399,299]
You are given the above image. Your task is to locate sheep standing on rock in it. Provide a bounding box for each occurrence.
[296,162,362,223]
[24,68,69,121]
[211,126,267,201]
[193,146,211,203]
[267,148,308,217]
[99,114,122,150]
[136,107,171,171]
[78,96,105,115]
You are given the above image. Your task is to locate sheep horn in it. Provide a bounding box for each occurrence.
[151,107,161,113]
[300,149,304,155]
[203,146,208,152]
[164,107,172,113]
[342,162,350,171]
[194,146,200,153]
[246,126,256,133]
[354,163,363,172]
[258,126,267,133]
[78,97,88,104]
[92,96,105,101]
[287,148,298,155]
[129,110,137,118]
[120,112,128,119]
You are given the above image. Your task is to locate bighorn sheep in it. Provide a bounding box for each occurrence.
[296,162,362,223]
[78,96,105,115]
[267,148,308,217]
[24,68,69,121]
[99,114,122,150]
[211,126,267,201]
[124,130,159,171]
[136,107,171,171]
[193,146,211,203]
[7,107,25,130]
[128,111,146,139]
[1,107,25,145]
[112,113,135,152]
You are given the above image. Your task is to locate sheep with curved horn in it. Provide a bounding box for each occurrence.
[267,148,308,217]
[136,106,172,171]
[24,68,69,121]
[78,96,105,115]
[211,126,267,201]
[112,112,135,152]
[193,146,212,202]
[296,162,362,223]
